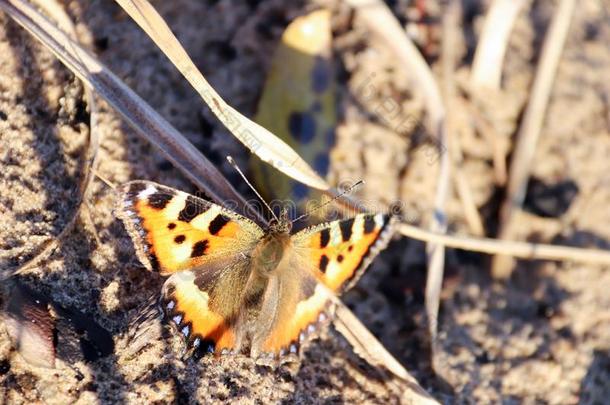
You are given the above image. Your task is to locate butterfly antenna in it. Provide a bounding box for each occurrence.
[226,156,279,222]
[292,180,364,224]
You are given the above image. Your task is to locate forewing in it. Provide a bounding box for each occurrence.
[291,213,394,292]
[116,181,264,275]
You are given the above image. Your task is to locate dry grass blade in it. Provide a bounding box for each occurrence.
[333,300,438,404]
[4,0,101,278]
[0,0,259,223]
[399,222,610,265]
[470,0,527,91]
[493,0,577,278]
[114,0,328,191]
[344,0,451,372]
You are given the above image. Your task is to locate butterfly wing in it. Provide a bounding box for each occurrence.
[291,213,395,292]
[161,256,252,355]
[116,181,266,355]
[251,213,394,361]
[250,251,332,361]
[116,181,264,275]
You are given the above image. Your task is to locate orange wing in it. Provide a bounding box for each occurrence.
[116,181,264,275]
[162,260,252,356]
[291,213,394,292]
[250,253,332,361]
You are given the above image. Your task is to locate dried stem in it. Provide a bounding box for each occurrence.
[471,0,527,91]
[398,223,610,266]
[493,0,577,278]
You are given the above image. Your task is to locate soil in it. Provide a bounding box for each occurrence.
[1,0,610,403]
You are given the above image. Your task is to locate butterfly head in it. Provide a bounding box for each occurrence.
[267,207,292,234]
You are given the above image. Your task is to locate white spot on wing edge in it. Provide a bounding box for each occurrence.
[172,315,182,325]
[374,213,385,228]
[138,185,158,200]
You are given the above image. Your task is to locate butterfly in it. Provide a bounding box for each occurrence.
[116,180,394,362]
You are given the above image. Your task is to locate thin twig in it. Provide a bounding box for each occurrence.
[399,222,610,266]
[493,0,577,278]
[470,0,527,91]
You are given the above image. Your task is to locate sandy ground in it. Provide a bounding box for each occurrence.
[1,0,610,403]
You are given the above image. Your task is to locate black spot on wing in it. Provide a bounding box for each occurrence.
[126,182,146,199]
[174,235,186,244]
[363,216,376,234]
[148,192,173,209]
[319,255,329,273]
[208,214,230,235]
[339,218,354,242]
[337,254,344,263]
[167,222,176,230]
[288,112,316,144]
[191,240,209,258]
[199,338,216,354]
[319,228,330,248]
[178,195,205,222]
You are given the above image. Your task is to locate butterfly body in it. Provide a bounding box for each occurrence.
[117,181,394,362]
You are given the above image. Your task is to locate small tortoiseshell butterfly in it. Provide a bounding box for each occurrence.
[117,180,394,362]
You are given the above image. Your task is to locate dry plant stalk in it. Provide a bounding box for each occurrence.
[399,223,610,265]
[344,0,451,372]
[470,0,527,91]
[493,0,577,278]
